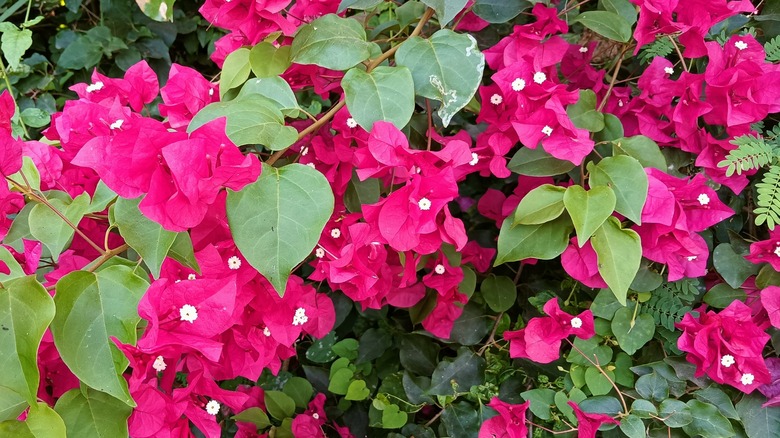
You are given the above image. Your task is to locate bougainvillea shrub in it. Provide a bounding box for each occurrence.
[2,0,780,436]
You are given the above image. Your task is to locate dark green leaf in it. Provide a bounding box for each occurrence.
[636,372,669,402]
[572,11,632,42]
[53,388,131,438]
[693,387,739,421]
[113,196,177,278]
[495,214,573,265]
[619,414,646,438]
[480,275,517,312]
[342,66,415,131]
[566,89,605,132]
[682,399,735,438]
[508,146,576,176]
[736,393,780,438]
[658,399,692,427]
[703,283,746,308]
[611,306,655,355]
[564,185,616,246]
[713,243,759,289]
[584,366,615,396]
[472,0,530,23]
[441,402,480,438]
[283,377,313,409]
[265,391,296,420]
[591,217,641,305]
[399,335,439,376]
[521,388,556,420]
[427,348,485,396]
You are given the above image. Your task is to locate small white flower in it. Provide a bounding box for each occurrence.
[418,197,432,211]
[263,326,271,337]
[301,146,309,156]
[346,117,358,128]
[541,125,553,136]
[434,264,446,274]
[664,67,674,75]
[330,228,341,239]
[570,317,583,329]
[205,400,221,416]
[490,94,503,105]
[735,40,748,51]
[228,256,241,270]
[687,255,698,261]
[306,162,316,168]
[469,152,479,166]
[208,88,214,96]
[697,193,710,205]
[774,245,780,258]
[741,373,755,385]
[174,279,182,283]
[86,81,104,93]
[158,2,168,18]
[152,356,167,372]
[533,71,547,84]
[721,355,735,368]
[511,78,526,91]
[618,99,624,107]
[179,304,198,323]
[109,119,123,130]
[187,273,196,280]
[579,46,588,53]
[292,307,308,326]
[312,413,320,420]
[315,247,325,258]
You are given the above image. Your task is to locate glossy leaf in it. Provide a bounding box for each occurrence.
[513,184,566,225]
[113,196,177,278]
[427,348,485,396]
[611,306,655,355]
[0,402,66,438]
[420,0,469,26]
[736,393,780,438]
[395,29,484,126]
[237,77,300,118]
[713,243,759,289]
[342,66,415,131]
[51,266,149,406]
[227,163,334,295]
[508,146,576,176]
[612,136,667,171]
[472,0,530,23]
[572,11,632,42]
[591,217,642,305]
[683,400,735,437]
[495,214,573,265]
[441,402,480,438]
[54,388,132,438]
[249,42,291,78]
[291,15,371,70]
[563,185,616,246]
[220,47,251,97]
[480,274,516,313]
[588,155,648,224]
[29,191,90,261]
[566,89,605,132]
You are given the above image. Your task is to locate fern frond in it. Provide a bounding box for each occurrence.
[754,165,780,230]
[641,280,697,331]
[717,134,775,176]
[638,38,674,64]
[766,36,780,62]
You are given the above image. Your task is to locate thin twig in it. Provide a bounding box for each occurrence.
[566,338,628,415]
[667,35,688,72]
[597,45,630,113]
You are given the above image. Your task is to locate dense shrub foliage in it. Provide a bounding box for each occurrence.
[1,0,780,437]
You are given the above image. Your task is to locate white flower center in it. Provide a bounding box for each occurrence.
[315,247,325,258]
[346,118,358,128]
[179,304,198,323]
[418,197,432,210]
[570,317,583,329]
[208,88,214,96]
[533,71,546,84]
[687,255,697,261]
[511,78,526,91]
[306,162,316,168]
[664,67,674,75]
[158,2,168,17]
[331,228,341,239]
[579,46,588,53]
[721,354,735,367]
[205,400,221,415]
[741,373,755,385]
[152,355,167,372]
[775,246,780,257]
[292,307,308,326]
[301,146,309,156]
[490,94,503,105]
[469,152,479,166]
[86,81,104,93]
[697,193,710,205]
[263,326,271,337]
[228,256,241,270]
[312,413,320,419]
[434,264,446,274]
[187,273,196,280]
[541,125,553,136]
[110,119,123,130]
[735,41,748,51]
[618,99,624,107]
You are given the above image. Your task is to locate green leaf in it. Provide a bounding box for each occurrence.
[736,393,780,438]
[237,77,300,118]
[563,185,616,246]
[338,0,384,12]
[233,407,271,429]
[659,399,692,427]
[1,26,31,70]
[395,29,484,126]
[342,66,415,131]
[283,377,313,409]
[345,380,370,401]
[290,15,371,70]
[264,391,296,420]
[472,0,530,23]
[227,163,334,295]
[86,181,117,214]
[328,368,354,395]
[134,0,174,21]
[29,192,90,261]
[189,98,298,151]
[357,328,392,364]
[713,243,759,289]
[399,335,439,376]
[567,337,613,367]
[588,155,648,224]
[344,174,380,213]
[600,0,637,24]
[54,388,131,438]
[420,0,469,26]
[9,156,41,192]
[594,113,624,143]
[0,246,26,282]
[448,302,492,345]
[167,232,200,273]
[612,136,667,171]
[513,184,566,225]
[57,35,103,70]
[20,108,50,128]
[566,90,605,132]
[572,11,632,42]
[220,47,252,98]
[619,414,645,438]
[0,276,54,408]
[683,399,735,438]
[480,274,517,313]
[51,266,149,406]
[441,402,480,438]
[611,306,655,355]
[631,399,658,418]
[113,196,177,278]
[379,403,407,429]
[427,348,485,396]
[703,283,746,308]
[495,214,573,265]
[521,388,556,420]
[249,42,291,78]
[591,217,642,305]
[508,146,576,176]
[0,402,66,438]
[693,387,739,420]
[584,367,615,396]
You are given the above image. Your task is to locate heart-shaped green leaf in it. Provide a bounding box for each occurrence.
[588,155,648,224]
[345,379,370,401]
[591,217,642,305]
[611,306,655,355]
[513,184,566,225]
[381,404,408,429]
[563,185,616,247]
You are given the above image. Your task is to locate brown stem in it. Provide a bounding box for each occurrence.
[668,35,689,72]
[424,409,443,427]
[597,45,630,113]
[45,243,130,292]
[425,99,433,151]
[265,8,436,166]
[566,338,629,415]
[527,421,577,435]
